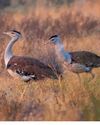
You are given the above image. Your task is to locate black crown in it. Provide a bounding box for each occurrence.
[49,35,58,39]
[11,30,21,35]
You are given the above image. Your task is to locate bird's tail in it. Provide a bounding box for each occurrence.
[94,57,100,67]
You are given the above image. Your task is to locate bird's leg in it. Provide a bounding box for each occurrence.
[76,73,82,83]
[52,81,59,105]
[58,75,66,104]
[58,74,63,82]
[47,64,65,104]
[88,71,95,83]
[19,82,30,103]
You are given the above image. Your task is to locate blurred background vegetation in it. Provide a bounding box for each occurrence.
[0,0,100,121]
[0,0,75,8]
[0,0,92,9]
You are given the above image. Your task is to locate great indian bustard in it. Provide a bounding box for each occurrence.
[49,35,100,81]
[3,30,57,82]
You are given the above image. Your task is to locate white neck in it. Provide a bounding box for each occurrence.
[4,37,18,67]
[55,41,65,54]
[55,40,72,64]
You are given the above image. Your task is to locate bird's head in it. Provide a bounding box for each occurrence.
[3,30,22,38]
[49,35,61,45]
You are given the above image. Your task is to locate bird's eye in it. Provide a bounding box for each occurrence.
[51,38,54,41]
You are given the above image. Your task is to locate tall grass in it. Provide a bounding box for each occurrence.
[0,0,100,121]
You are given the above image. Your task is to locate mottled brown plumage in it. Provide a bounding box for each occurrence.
[7,56,57,81]
[70,51,100,67]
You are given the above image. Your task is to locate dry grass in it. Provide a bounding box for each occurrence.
[0,0,100,121]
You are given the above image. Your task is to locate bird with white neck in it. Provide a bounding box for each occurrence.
[49,35,72,65]
[3,30,58,82]
[4,30,21,67]
[49,35,100,82]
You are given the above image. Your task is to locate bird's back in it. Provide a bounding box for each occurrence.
[70,51,100,67]
[7,56,58,80]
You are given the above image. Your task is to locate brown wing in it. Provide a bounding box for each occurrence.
[7,56,57,80]
[70,51,100,67]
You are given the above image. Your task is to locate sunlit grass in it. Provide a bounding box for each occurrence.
[0,0,100,121]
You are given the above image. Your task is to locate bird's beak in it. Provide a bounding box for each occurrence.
[0,32,7,39]
[3,32,8,35]
[0,32,6,38]
[43,40,51,45]
[3,32,10,35]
